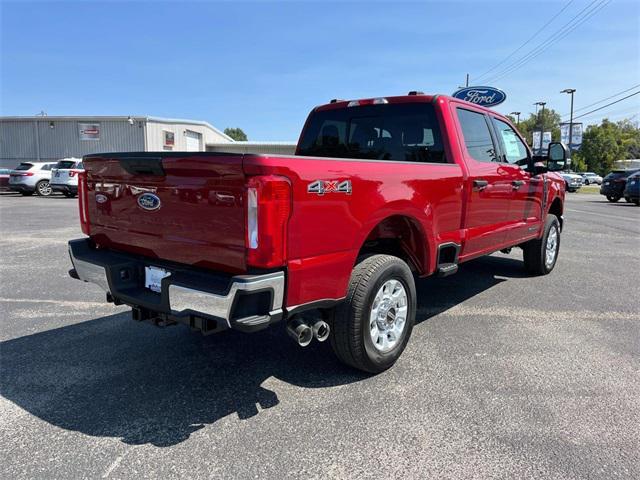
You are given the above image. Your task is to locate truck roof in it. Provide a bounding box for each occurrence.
[314,93,509,120]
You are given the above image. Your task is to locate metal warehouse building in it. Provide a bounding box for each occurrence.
[0,115,298,169]
[0,116,234,169]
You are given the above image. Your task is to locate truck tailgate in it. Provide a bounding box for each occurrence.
[83,153,247,273]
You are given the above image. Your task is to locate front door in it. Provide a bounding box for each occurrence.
[490,117,543,243]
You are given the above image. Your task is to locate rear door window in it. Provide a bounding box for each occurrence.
[456,108,499,163]
[15,163,34,171]
[297,103,447,163]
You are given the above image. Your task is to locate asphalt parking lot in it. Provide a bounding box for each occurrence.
[1,192,638,479]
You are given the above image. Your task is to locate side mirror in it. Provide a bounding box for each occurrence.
[547,142,569,172]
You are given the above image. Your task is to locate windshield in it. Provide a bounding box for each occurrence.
[297,103,447,163]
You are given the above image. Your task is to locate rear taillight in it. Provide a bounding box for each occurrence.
[246,175,291,268]
[11,172,34,177]
[69,169,82,177]
[78,172,90,235]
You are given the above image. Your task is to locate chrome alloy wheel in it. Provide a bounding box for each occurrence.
[545,224,558,269]
[37,181,52,196]
[369,279,408,353]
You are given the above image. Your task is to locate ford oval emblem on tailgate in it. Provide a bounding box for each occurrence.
[137,193,161,211]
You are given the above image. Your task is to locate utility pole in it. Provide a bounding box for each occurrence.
[510,111,521,126]
[561,88,576,153]
[534,101,547,155]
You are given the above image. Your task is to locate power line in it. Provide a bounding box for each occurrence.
[572,91,640,120]
[472,0,575,83]
[485,0,608,84]
[562,84,640,117]
[483,0,610,85]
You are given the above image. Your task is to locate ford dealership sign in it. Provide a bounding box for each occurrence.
[452,86,506,107]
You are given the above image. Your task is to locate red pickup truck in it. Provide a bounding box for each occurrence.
[68,93,568,373]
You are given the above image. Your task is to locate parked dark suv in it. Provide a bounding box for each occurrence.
[623,172,640,205]
[600,169,640,202]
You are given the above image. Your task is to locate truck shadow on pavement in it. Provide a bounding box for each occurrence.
[0,254,525,447]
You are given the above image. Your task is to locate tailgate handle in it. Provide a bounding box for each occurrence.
[119,157,165,176]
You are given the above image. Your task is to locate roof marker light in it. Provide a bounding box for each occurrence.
[372,98,388,104]
[347,101,360,107]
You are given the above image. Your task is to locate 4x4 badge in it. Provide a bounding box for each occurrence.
[307,180,352,196]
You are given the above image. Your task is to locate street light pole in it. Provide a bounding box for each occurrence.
[510,111,521,126]
[561,88,576,153]
[534,101,546,155]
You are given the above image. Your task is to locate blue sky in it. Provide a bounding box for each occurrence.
[2,0,638,140]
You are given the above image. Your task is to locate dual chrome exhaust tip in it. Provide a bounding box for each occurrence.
[286,316,330,346]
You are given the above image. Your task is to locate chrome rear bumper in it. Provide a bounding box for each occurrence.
[68,238,284,332]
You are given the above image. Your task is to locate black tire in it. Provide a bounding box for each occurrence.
[634,200,640,206]
[606,195,620,203]
[329,254,416,373]
[20,191,34,196]
[584,179,590,185]
[522,215,560,275]
[35,180,52,197]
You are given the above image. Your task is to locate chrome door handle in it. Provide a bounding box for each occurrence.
[473,179,489,191]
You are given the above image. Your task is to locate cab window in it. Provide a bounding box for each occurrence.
[492,118,529,166]
[297,103,447,163]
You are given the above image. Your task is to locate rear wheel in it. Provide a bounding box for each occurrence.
[35,180,52,196]
[329,254,416,373]
[606,195,620,202]
[522,215,560,275]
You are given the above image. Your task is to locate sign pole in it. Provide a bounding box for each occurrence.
[568,91,575,153]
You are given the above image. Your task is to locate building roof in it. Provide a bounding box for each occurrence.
[0,115,234,142]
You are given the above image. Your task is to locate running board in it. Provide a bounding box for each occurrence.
[436,242,461,277]
[437,263,458,277]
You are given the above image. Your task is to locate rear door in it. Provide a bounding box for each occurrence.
[454,106,512,255]
[83,153,247,272]
[490,116,543,243]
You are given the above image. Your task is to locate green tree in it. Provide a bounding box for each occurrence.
[224,127,248,141]
[571,119,640,175]
[512,109,562,148]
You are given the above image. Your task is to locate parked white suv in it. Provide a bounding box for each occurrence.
[581,172,603,185]
[51,158,83,198]
[8,162,58,196]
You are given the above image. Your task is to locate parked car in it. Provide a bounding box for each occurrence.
[51,158,83,197]
[0,168,12,191]
[600,169,640,202]
[560,172,583,192]
[8,162,58,196]
[623,171,640,205]
[580,172,603,185]
[67,93,568,373]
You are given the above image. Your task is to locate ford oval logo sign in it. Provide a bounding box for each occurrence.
[137,193,161,211]
[95,193,108,204]
[452,86,506,107]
